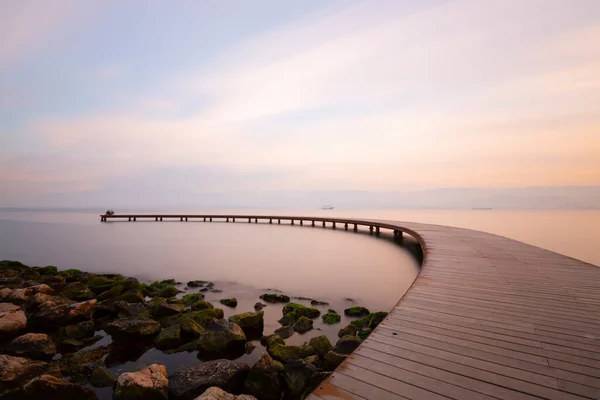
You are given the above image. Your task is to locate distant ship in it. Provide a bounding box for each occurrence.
[321,205,334,210]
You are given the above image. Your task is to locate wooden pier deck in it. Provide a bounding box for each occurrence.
[101,215,600,399]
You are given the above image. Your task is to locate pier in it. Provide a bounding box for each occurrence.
[101,214,600,399]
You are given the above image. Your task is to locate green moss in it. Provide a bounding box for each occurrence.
[96,284,125,301]
[282,303,320,319]
[219,298,238,307]
[278,312,297,326]
[261,334,285,348]
[293,316,313,333]
[159,308,224,328]
[180,317,204,339]
[260,293,290,303]
[322,311,341,324]
[181,293,205,305]
[323,351,346,371]
[366,311,388,329]
[309,335,333,358]
[338,323,357,338]
[156,285,178,298]
[357,328,372,340]
[153,325,182,349]
[117,289,144,303]
[39,265,58,275]
[90,367,115,388]
[268,343,315,363]
[344,306,370,317]
[190,300,213,311]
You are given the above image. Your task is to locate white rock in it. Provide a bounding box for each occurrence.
[195,387,257,400]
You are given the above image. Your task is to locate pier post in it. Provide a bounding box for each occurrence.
[354,224,357,232]
[134,217,136,221]
[312,221,315,227]
[291,220,294,225]
[333,222,336,229]
[369,226,373,234]
[322,221,325,227]
[160,217,163,221]
[269,219,272,224]
[300,220,303,226]
[233,218,236,222]
[155,217,158,221]
[344,223,348,231]
[203,217,206,222]
[255,218,258,223]
[375,226,380,236]
[180,217,183,222]
[210,218,212,222]
[128,217,131,221]
[249,218,251,223]
[226,218,229,222]
[185,217,188,221]
[278,219,281,224]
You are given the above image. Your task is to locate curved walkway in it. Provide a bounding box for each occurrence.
[102,215,600,399]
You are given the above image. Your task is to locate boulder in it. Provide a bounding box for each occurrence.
[303,355,320,367]
[310,299,329,306]
[219,298,237,308]
[305,371,332,394]
[160,309,224,328]
[96,284,125,300]
[191,300,214,311]
[261,334,284,348]
[58,345,110,380]
[118,289,145,303]
[180,317,204,339]
[357,328,372,340]
[0,374,98,400]
[282,303,320,319]
[155,302,185,317]
[42,275,66,289]
[195,387,256,400]
[168,359,249,400]
[243,352,283,400]
[30,298,96,328]
[282,360,319,400]
[186,280,207,287]
[322,351,347,371]
[158,286,179,298]
[196,319,246,359]
[27,284,53,295]
[38,266,58,275]
[343,306,370,317]
[274,325,294,339]
[90,366,115,388]
[64,320,95,339]
[322,311,341,324]
[292,316,313,333]
[182,293,205,305]
[0,309,26,338]
[333,335,362,354]
[0,355,56,391]
[253,302,266,311]
[0,303,20,312]
[366,311,388,329]
[114,364,168,400]
[153,325,182,350]
[61,282,94,301]
[267,344,315,363]
[228,311,264,338]
[7,333,56,359]
[337,323,357,338]
[259,293,290,303]
[278,312,296,326]
[1,288,32,304]
[114,301,148,318]
[309,335,332,358]
[106,316,161,340]
[87,276,119,294]
[245,342,256,354]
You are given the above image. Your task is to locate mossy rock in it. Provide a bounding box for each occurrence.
[153,302,184,317]
[334,335,362,354]
[61,282,95,301]
[338,323,357,338]
[60,345,111,379]
[159,308,224,328]
[322,311,341,324]
[304,355,320,367]
[260,293,290,303]
[293,316,313,333]
[153,325,182,349]
[344,306,370,317]
[87,277,119,294]
[274,325,294,339]
[187,280,208,287]
[117,289,145,303]
[228,311,264,338]
[357,328,372,340]
[65,320,95,339]
[158,285,178,298]
[122,277,139,290]
[181,293,205,305]
[282,303,320,319]
[278,312,297,326]
[189,300,212,311]
[180,317,204,339]
[96,284,125,301]
[196,319,246,358]
[323,351,347,371]
[261,334,285,348]
[90,366,115,388]
[268,343,315,363]
[366,311,387,329]
[39,266,58,275]
[219,298,237,308]
[309,335,333,358]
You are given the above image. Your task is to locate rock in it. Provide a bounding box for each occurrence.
[195,387,256,400]
[0,374,98,400]
[228,311,264,338]
[259,293,290,303]
[334,335,362,354]
[338,323,357,338]
[87,276,119,294]
[182,293,205,305]
[158,286,179,298]
[42,275,66,289]
[267,343,315,363]
[344,306,370,317]
[38,266,58,275]
[0,303,20,312]
[123,277,140,289]
[90,366,115,388]
[61,282,94,301]
[366,311,388,329]
[322,310,341,324]
[160,308,224,328]
[292,316,313,333]
[278,312,296,326]
[309,335,332,358]
[303,355,320,367]
[155,302,185,317]
[7,333,56,359]
[180,317,204,339]
[196,319,247,359]
[0,355,55,391]
[64,320,95,339]
[96,284,125,300]
[322,351,346,371]
[274,325,294,339]
[58,345,110,380]
[253,302,266,311]
[0,309,26,338]
[282,360,319,400]
[357,328,372,340]
[219,298,237,308]
[153,325,182,350]
[305,371,331,394]
[106,316,161,340]
[261,334,284,348]
[168,359,250,400]
[310,300,329,306]
[118,289,145,303]
[245,342,256,354]
[282,303,320,319]
[114,301,148,317]
[186,280,207,287]
[114,364,168,400]
[191,300,214,311]
[1,288,33,304]
[30,297,96,328]
[27,284,53,295]
[243,352,283,400]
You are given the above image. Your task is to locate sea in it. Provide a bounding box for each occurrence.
[0,208,598,397]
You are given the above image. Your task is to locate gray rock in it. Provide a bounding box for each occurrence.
[194,387,256,400]
[6,333,56,359]
[243,353,282,400]
[333,335,362,354]
[196,319,246,359]
[0,355,56,391]
[0,374,97,400]
[106,316,161,340]
[0,309,26,338]
[282,360,319,400]
[114,364,168,400]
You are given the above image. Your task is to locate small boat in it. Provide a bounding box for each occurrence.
[321,205,334,210]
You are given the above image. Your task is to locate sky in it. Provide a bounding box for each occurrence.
[1,0,599,207]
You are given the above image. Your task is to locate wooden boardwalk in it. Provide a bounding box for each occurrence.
[101,215,600,399]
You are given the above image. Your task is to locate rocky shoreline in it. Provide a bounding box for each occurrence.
[0,260,388,399]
